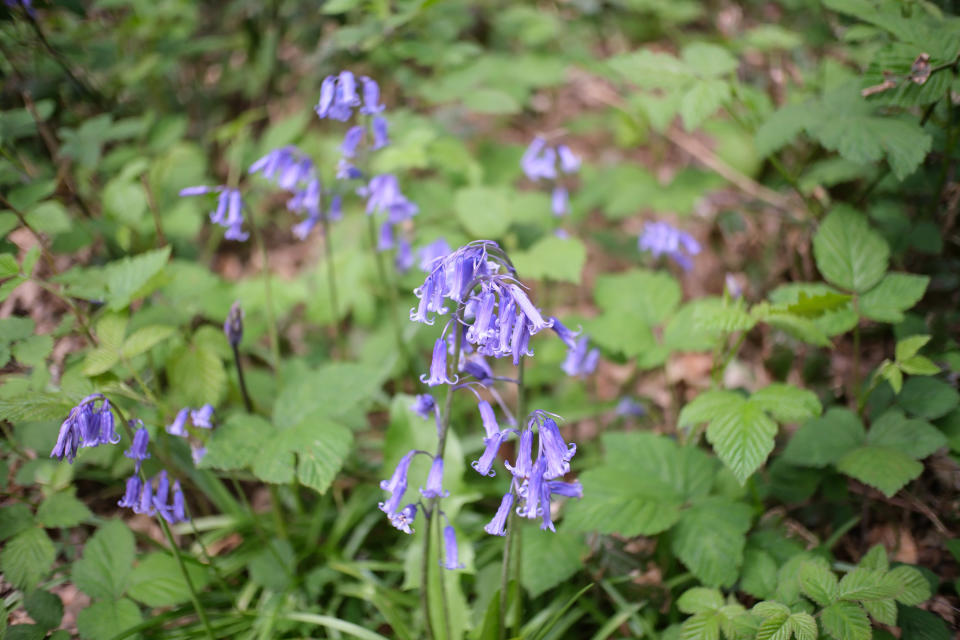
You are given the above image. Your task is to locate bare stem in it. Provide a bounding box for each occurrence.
[319,212,343,354]
[157,508,215,639]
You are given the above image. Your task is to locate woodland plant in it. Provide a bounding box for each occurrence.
[1,1,959,640]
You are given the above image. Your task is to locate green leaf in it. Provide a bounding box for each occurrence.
[510,236,586,284]
[594,268,682,326]
[24,590,63,630]
[671,497,753,588]
[680,79,731,130]
[0,316,35,343]
[608,50,696,89]
[755,611,790,640]
[102,246,171,310]
[741,549,779,599]
[883,565,931,605]
[868,409,946,459]
[72,520,135,599]
[681,42,739,77]
[789,613,818,640]
[127,552,211,607]
[0,503,34,541]
[706,401,778,484]
[121,325,175,359]
[784,290,853,317]
[821,601,871,640]
[76,598,142,640]
[897,606,950,640]
[462,88,521,114]
[520,526,587,598]
[899,355,940,376]
[102,180,148,225]
[198,414,267,471]
[680,611,720,640]
[897,376,959,420]
[22,246,40,278]
[167,339,226,407]
[678,391,746,428]
[5,624,48,640]
[248,538,296,591]
[878,360,904,394]
[749,384,822,423]
[859,273,929,323]
[82,347,120,376]
[862,597,897,625]
[602,431,716,500]
[11,335,52,367]
[859,545,889,572]
[291,418,354,495]
[783,408,866,467]
[677,587,724,614]
[752,601,791,619]
[36,488,93,528]
[768,283,858,337]
[838,568,897,601]
[454,186,510,238]
[95,312,128,351]
[836,446,923,497]
[273,362,382,427]
[813,207,889,293]
[0,253,19,277]
[895,335,931,362]
[0,528,55,589]
[799,559,839,606]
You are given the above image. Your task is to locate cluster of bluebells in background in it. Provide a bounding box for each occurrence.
[378,241,583,569]
[521,136,581,217]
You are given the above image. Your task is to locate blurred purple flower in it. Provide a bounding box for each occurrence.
[417,238,451,272]
[420,456,449,499]
[562,336,599,378]
[441,526,465,570]
[179,185,248,241]
[372,116,390,150]
[638,221,701,271]
[360,76,385,115]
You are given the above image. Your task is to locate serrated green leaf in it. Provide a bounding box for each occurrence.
[706,401,778,484]
[24,590,63,630]
[678,391,746,428]
[838,568,897,601]
[22,246,40,278]
[694,301,757,333]
[6,623,49,640]
[680,79,730,130]
[758,308,832,347]
[82,347,120,376]
[883,565,931,605]
[678,587,724,614]
[602,431,717,500]
[121,325,175,359]
[608,50,696,89]
[868,409,946,459]
[0,316,35,342]
[821,601,870,640]
[520,526,588,598]
[897,605,950,640]
[671,497,752,587]
[167,340,226,407]
[95,313,127,351]
[859,545,889,572]
[756,102,815,157]
[785,290,853,317]
[454,186,510,238]
[813,207,889,293]
[741,549,779,599]
[749,384,822,423]
[510,235,586,284]
[895,335,932,362]
[564,465,683,536]
[752,601,791,619]
[799,559,839,606]
[76,598,142,640]
[878,360,904,394]
[0,276,26,301]
[273,362,382,427]
[198,413,268,471]
[862,597,897,625]
[11,335,52,366]
[860,273,929,323]
[0,253,20,277]
[899,356,940,376]
[768,283,858,337]
[103,246,171,310]
[755,611,791,640]
[680,611,720,640]
[681,42,739,77]
[36,488,93,528]
[897,376,959,420]
[789,613,817,640]
[72,520,135,599]
[836,446,923,497]
[0,503,34,541]
[292,418,353,495]
[0,528,55,589]
[127,552,211,607]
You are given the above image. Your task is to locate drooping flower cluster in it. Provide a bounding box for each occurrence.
[638,221,701,271]
[248,146,330,239]
[50,394,120,463]
[521,137,581,216]
[380,241,585,572]
[179,185,249,241]
[116,425,189,524]
[551,317,599,378]
[166,404,215,464]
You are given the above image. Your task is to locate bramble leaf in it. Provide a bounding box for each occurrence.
[813,207,889,293]
[859,273,929,323]
[821,601,870,640]
[671,497,752,587]
[836,446,923,497]
[783,408,865,467]
[0,528,55,590]
[72,520,135,600]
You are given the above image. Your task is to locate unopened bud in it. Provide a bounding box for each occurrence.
[224,301,244,347]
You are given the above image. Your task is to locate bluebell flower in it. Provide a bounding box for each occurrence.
[725,273,743,299]
[441,526,465,570]
[364,174,418,222]
[191,404,214,429]
[518,457,546,520]
[153,470,171,520]
[557,145,581,174]
[99,399,120,445]
[417,238,451,272]
[421,338,457,386]
[166,408,190,437]
[477,400,501,439]
[77,403,99,448]
[378,221,395,251]
[125,426,151,469]
[615,397,646,417]
[134,474,154,515]
[249,146,314,190]
[549,317,580,350]
[508,284,553,334]
[389,504,417,534]
[505,428,533,478]
[395,237,414,273]
[638,221,701,271]
[372,116,390,150]
[360,76,385,115]
[562,336,599,378]
[521,137,557,181]
[179,185,249,242]
[191,444,207,466]
[411,394,436,420]
[420,456,449,499]
[537,416,575,479]
[224,301,244,348]
[551,185,569,216]
[292,214,320,240]
[461,356,495,386]
[329,194,344,221]
[172,481,187,522]
[341,126,365,158]
[380,449,419,494]
[472,429,512,477]
[51,394,117,462]
[5,0,35,17]
[118,475,142,509]
[315,71,361,121]
[547,481,583,498]
[484,493,514,536]
[287,177,322,217]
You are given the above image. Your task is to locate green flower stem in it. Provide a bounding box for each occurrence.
[249,209,282,377]
[365,213,408,367]
[157,514,216,640]
[319,211,344,355]
[500,358,525,640]
[231,343,254,413]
